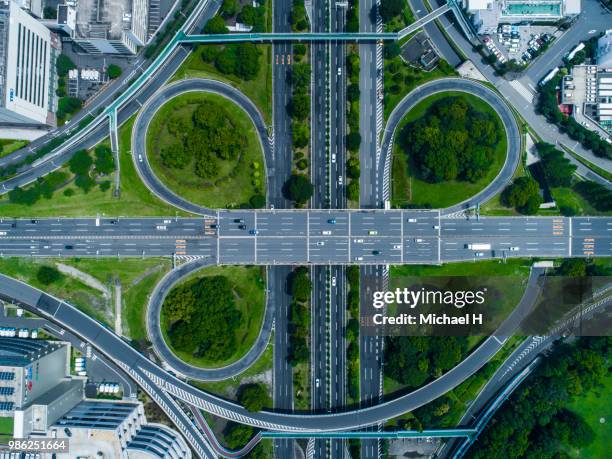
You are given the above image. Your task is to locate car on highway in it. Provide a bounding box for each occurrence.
[234,218,244,223]
[433,225,440,229]
[322,230,332,235]
[393,244,401,249]
[372,250,380,255]
[138,154,143,162]
[156,225,167,230]
[475,252,485,257]
[10,223,16,228]
[249,229,259,235]
[315,378,320,388]
[354,238,364,243]
[210,224,217,229]
[408,218,417,222]
[509,246,520,251]
[332,276,336,287]
[163,219,172,224]
[368,230,378,235]
[0,232,6,236]
[30,219,38,224]
[337,67,342,76]
[338,175,343,185]
[238,225,247,230]
[65,245,74,249]
[354,256,363,261]
[415,238,423,243]
[328,218,336,224]
[316,241,325,246]
[331,153,336,163]
[110,220,117,224]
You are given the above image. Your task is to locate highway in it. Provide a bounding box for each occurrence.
[271,0,296,457]
[0,213,609,262]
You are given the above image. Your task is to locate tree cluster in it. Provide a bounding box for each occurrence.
[468,337,610,458]
[160,99,248,182]
[36,266,63,285]
[164,276,242,362]
[379,0,404,22]
[290,0,309,32]
[8,170,69,206]
[287,267,311,365]
[237,383,271,412]
[573,180,612,212]
[284,173,313,205]
[200,43,262,81]
[346,0,359,32]
[384,336,468,389]
[536,142,576,187]
[287,56,311,149]
[346,266,360,400]
[501,176,542,215]
[537,77,611,159]
[346,51,361,202]
[401,96,501,183]
[57,97,83,122]
[107,64,122,79]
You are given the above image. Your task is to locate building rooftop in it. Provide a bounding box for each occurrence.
[0,338,62,367]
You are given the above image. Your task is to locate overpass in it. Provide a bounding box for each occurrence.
[262,429,477,439]
[179,4,452,43]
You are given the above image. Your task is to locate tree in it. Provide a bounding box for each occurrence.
[37,266,62,285]
[204,15,228,34]
[347,180,359,201]
[8,187,41,206]
[346,132,361,152]
[573,180,612,211]
[224,423,253,449]
[288,93,310,120]
[161,143,190,169]
[75,174,95,193]
[69,150,93,176]
[221,0,239,16]
[237,383,271,412]
[379,0,404,22]
[537,143,576,187]
[234,43,261,80]
[285,174,313,204]
[250,194,266,208]
[44,5,57,19]
[56,54,76,77]
[292,122,310,149]
[290,63,311,89]
[557,258,587,277]
[289,267,311,302]
[238,5,266,32]
[293,44,307,60]
[107,64,122,79]
[347,83,360,102]
[214,47,237,74]
[501,176,541,214]
[384,42,401,59]
[94,145,115,174]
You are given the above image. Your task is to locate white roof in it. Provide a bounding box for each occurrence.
[598,30,612,67]
[466,0,492,11]
[564,0,581,16]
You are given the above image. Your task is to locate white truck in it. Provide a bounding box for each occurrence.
[466,243,491,250]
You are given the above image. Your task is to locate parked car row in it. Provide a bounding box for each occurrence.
[0,327,38,338]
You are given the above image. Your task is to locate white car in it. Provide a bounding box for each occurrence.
[368,230,378,235]
[322,230,332,235]
[138,154,143,162]
[408,218,417,223]
[433,225,440,230]
[475,252,485,257]
[354,256,363,261]
[156,225,167,230]
[163,219,172,224]
[331,153,336,163]
[0,231,6,235]
[354,238,364,243]
[393,244,401,249]
[338,176,343,185]
[337,67,342,76]
[509,246,520,251]
[316,241,325,246]
[331,276,336,287]
[315,378,320,388]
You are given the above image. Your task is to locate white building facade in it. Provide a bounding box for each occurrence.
[0,0,58,126]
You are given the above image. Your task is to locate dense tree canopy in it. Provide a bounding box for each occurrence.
[107,64,122,79]
[237,383,271,412]
[379,0,404,22]
[94,145,115,175]
[501,176,542,214]
[284,174,313,204]
[159,99,247,181]
[536,142,576,187]
[203,15,229,34]
[468,337,609,458]
[37,266,62,285]
[574,180,612,212]
[385,336,468,389]
[400,96,502,183]
[164,276,242,361]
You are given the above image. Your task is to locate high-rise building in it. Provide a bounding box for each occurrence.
[0,0,59,126]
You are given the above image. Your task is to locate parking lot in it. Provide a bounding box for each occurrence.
[485,24,556,66]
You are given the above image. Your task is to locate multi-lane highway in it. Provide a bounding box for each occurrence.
[0,213,609,261]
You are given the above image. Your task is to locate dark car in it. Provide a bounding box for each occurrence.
[238,224,247,230]
[64,428,72,437]
[210,224,218,229]
[234,218,244,223]
[31,219,38,224]
[65,245,74,250]
[372,250,380,255]
[110,219,117,224]
[10,223,16,228]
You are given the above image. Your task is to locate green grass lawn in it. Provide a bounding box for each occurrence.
[0,416,13,444]
[0,139,28,158]
[0,257,171,333]
[172,44,272,124]
[0,117,188,217]
[391,258,532,277]
[161,265,266,369]
[566,372,612,459]
[391,92,507,209]
[146,92,265,209]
